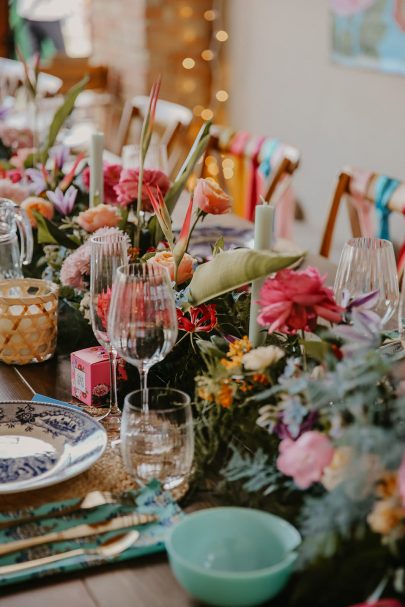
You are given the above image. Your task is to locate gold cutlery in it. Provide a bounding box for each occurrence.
[0,530,140,575]
[0,490,137,530]
[0,512,156,558]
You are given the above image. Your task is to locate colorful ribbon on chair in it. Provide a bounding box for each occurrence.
[374,176,400,240]
[349,169,375,237]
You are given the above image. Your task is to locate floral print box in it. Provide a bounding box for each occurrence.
[71,346,127,406]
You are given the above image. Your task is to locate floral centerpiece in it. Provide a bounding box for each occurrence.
[195,266,405,607]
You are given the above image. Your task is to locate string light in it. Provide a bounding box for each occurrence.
[216,89,229,102]
[193,104,204,116]
[181,78,197,93]
[182,57,195,69]
[201,49,214,61]
[179,5,193,18]
[183,28,197,43]
[204,9,217,21]
[215,30,229,42]
[201,108,214,121]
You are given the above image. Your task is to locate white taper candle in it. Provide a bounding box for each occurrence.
[248,201,274,347]
[89,132,104,207]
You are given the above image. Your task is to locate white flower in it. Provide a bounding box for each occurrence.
[242,345,284,371]
[79,291,91,322]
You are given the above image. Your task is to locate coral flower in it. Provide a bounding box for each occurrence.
[277,431,334,489]
[0,179,29,204]
[258,266,343,334]
[193,178,232,215]
[114,168,170,210]
[147,250,195,284]
[77,204,121,233]
[21,196,54,227]
[177,304,217,333]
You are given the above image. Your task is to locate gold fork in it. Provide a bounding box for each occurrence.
[0,490,134,530]
[0,530,140,575]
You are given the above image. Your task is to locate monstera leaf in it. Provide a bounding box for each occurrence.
[188,248,303,306]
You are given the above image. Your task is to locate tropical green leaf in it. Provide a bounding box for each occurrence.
[33,212,79,249]
[212,236,225,256]
[39,75,89,164]
[188,248,303,306]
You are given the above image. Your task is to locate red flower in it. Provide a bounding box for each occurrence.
[177,304,217,333]
[114,168,170,210]
[257,266,343,335]
[82,163,122,204]
[7,168,23,183]
[348,601,405,607]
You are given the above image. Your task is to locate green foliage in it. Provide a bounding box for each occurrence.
[34,212,80,249]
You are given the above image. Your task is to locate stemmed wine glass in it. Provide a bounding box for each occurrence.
[334,237,399,327]
[90,232,128,430]
[108,263,178,410]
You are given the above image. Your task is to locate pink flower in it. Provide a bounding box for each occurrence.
[277,431,334,489]
[147,250,196,284]
[194,178,232,215]
[9,147,36,169]
[257,266,343,334]
[0,126,33,150]
[77,204,121,233]
[21,196,54,228]
[82,163,122,204]
[114,168,170,210]
[348,601,405,607]
[0,179,29,204]
[330,0,377,16]
[397,452,405,507]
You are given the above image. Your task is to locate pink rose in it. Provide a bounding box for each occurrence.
[21,196,54,227]
[277,431,334,489]
[258,266,343,334]
[114,168,170,210]
[147,250,195,284]
[77,204,121,233]
[330,0,377,16]
[194,178,232,215]
[82,163,122,204]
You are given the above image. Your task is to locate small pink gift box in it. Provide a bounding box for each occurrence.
[71,346,127,406]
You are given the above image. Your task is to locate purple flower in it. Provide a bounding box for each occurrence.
[26,168,47,195]
[0,105,10,121]
[49,144,69,170]
[47,186,78,216]
[334,308,382,355]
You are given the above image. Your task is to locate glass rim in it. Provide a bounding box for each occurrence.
[124,388,191,413]
[90,233,129,244]
[116,262,171,279]
[345,237,393,249]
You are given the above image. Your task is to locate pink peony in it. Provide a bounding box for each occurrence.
[257,266,343,334]
[277,431,334,489]
[82,163,122,204]
[194,178,232,215]
[77,204,121,233]
[147,250,195,284]
[114,168,170,210]
[0,179,29,204]
[21,196,54,227]
[330,0,377,16]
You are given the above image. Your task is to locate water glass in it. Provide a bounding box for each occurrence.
[120,388,194,490]
[334,237,399,327]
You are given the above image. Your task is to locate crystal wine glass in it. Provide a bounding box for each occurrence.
[108,263,178,410]
[90,232,128,430]
[334,237,399,327]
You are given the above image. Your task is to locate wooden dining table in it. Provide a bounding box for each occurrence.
[0,252,336,607]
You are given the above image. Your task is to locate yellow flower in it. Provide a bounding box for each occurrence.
[221,336,252,370]
[197,387,213,402]
[216,382,234,408]
[367,498,405,536]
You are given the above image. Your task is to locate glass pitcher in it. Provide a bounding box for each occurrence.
[0,198,33,279]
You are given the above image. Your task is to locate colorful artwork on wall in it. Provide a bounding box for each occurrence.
[331,0,405,74]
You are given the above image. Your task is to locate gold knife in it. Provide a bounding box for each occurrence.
[0,512,156,558]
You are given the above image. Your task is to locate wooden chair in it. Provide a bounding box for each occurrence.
[201,126,300,238]
[0,57,62,97]
[114,96,193,172]
[320,167,405,275]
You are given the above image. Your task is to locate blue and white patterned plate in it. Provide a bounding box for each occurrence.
[0,400,107,494]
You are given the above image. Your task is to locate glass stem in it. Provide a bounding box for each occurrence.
[109,347,120,415]
[140,366,149,413]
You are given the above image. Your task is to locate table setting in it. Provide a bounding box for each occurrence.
[0,65,405,607]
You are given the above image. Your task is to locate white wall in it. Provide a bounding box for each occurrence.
[228,0,405,255]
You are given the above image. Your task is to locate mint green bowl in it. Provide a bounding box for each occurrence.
[165,507,301,607]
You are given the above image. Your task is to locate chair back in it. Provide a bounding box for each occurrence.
[320,167,405,275]
[0,57,62,97]
[114,96,193,172]
[201,127,300,239]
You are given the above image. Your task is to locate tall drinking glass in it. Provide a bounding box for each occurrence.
[90,232,128,430]
[334,238,399,327]
[108,263,178,409]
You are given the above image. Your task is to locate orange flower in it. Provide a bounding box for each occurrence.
[147,250,195,284]
[77,204,121,233]
[216,382,233,408]
[194,178,232,215]
[21,196,54,227]
[367,499,405,536]
[221,336,252,369]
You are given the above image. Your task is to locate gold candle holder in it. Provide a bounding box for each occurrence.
[0,279,59,365]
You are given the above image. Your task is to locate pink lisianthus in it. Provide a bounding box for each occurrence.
[194,178,232,215]
[0,179,29,204]
[114,168,170,210]
[330,0,377,16]
[77,204,121,233]
[277,431,334,489]
[82,163,122,204]
[147,250,195,284]
[257,266,343,334]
